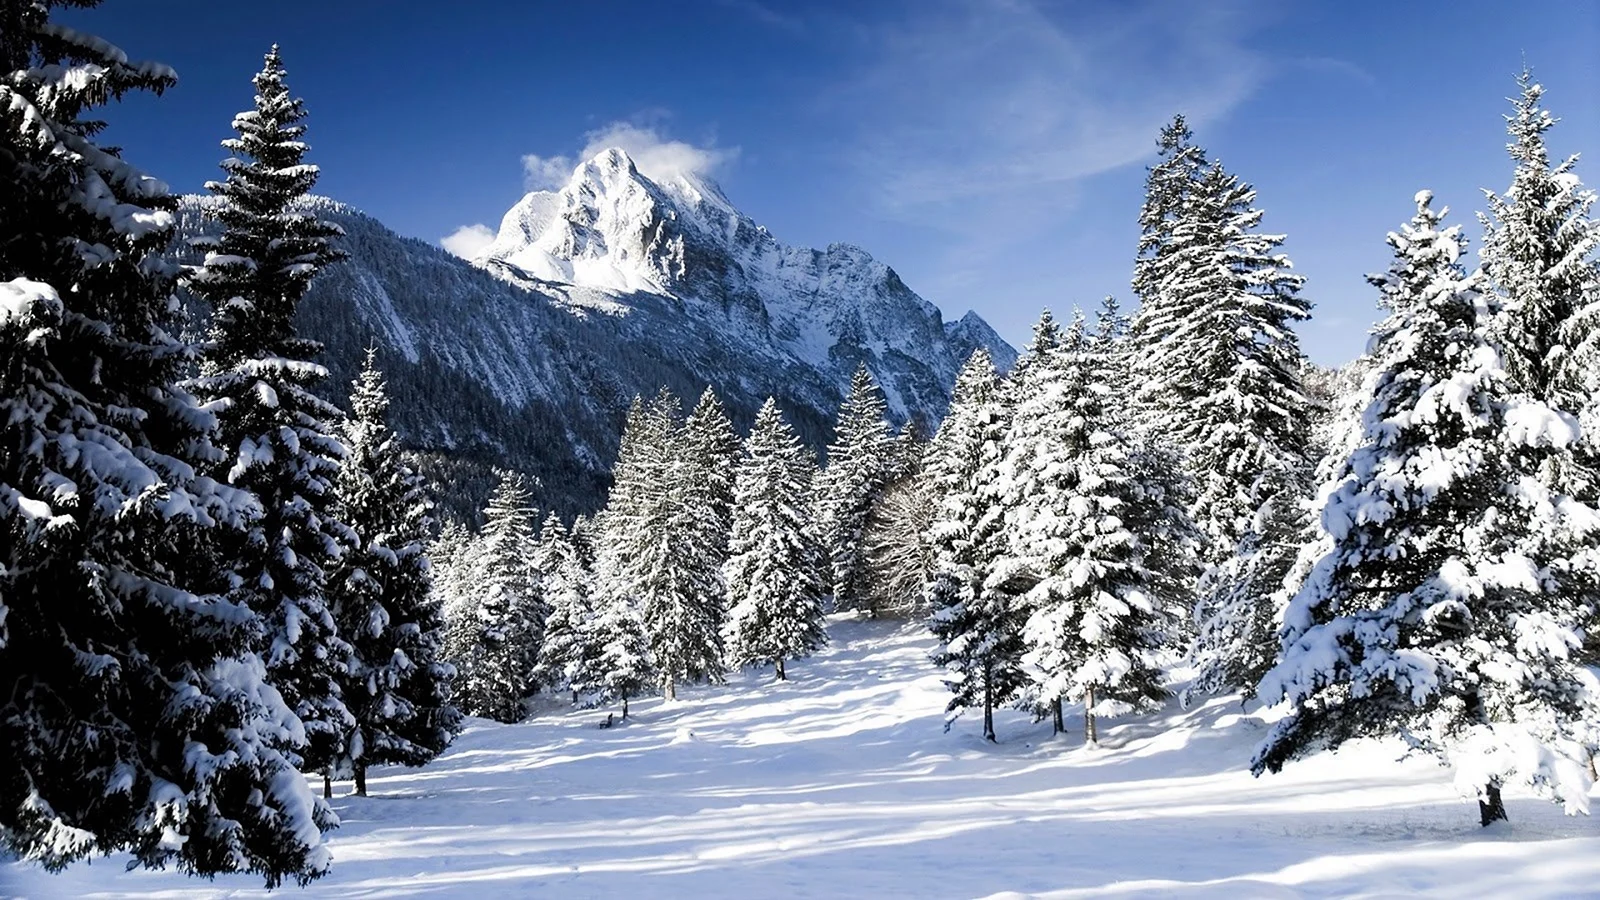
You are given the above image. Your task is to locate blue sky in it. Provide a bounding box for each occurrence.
[71,0,1598,364]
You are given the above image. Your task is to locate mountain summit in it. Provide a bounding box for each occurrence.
[473,148,1015,419]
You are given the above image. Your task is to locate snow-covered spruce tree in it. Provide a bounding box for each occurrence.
[1482,70,1600,443]
[821,364,895,611]
[1092,297,1200,650]
[531,513,601,701]
[429,517,475,627]
[1131,114,1209,346]
[1149,158,1315,563]
[1253,192,1600,826]
[724,399,828,680]
[1132,149,1317,696]
[186,46,356,776]
[454,469,543,722]
[926,349,1027,742]
[589,397,658,715]
[328,350,459,796]
[680,387,739,653]
[862,473,936,619]
[1478,71,1600,661]
[0,8,332,885]
[588,582,651,720]
[998,313,1169,742]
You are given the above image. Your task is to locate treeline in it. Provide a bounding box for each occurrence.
[428,370,922,721]
[2,13,455,888]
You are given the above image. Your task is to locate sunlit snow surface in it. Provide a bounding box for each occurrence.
[7,619,1600,898]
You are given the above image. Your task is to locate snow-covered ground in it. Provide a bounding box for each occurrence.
[7,618,1600,899]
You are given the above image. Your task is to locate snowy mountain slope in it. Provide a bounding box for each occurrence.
[175,157,1013,517]
[14,619,1600,899]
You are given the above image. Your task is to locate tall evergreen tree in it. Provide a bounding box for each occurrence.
[1131,114,1209,339]
[1478,71,1600,658]
[998,314,1169,742]
[0,7,329,884]
[822,365,895,610]
[328,351,459,796]
[1481,70,1600,438]
[926,349,1027,742]
[1254,192,1600,825]
[186,46,356,775]
[453,470,542,722]
[621,390,727,698]
[680,387,739,658]
[724,400,828,680]
[531,514,601,700]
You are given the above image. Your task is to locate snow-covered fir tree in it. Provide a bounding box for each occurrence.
[679,387,739,657]
[623,390,728,698]
[1478,71,1600,661]
[1131,115,1209,348]
[1143,158,1315,562]
[1253,192,1600,826]
[531,514,601,700]
[186,46,356,776]
[0,8,330,885]
[429,517,476,627]
[926,349,1027,742]
[861,474,936,619]
[997,314,1169,741]
[1127,129,1318,696]
[724,399,828,680]
[821,365,896,611]
[1481,70,1600,445]
[328,350,459,796]
[451,469,543,722]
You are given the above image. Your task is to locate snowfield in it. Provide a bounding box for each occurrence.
[7,618,1600,899]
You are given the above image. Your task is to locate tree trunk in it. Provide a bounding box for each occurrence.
[323,773,332,799]
[1479,783,1508,826]
[982,661,997,743]
[776,658,786,681]
[622,694,630,720]
[1052,697,1065,735]
[664,677,676,702]
[572,689,579,705]
[1085,686,1098,746]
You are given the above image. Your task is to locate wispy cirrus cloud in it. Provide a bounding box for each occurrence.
[835,0,1272,227]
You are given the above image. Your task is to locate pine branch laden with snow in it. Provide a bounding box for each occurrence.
[183,45,358,780]
[821,365,897,612]
[724,399,828,679]
[327,351,460,790]
[925,348,1028,741]
[1253,192,1600,823]
[0,5,329,886]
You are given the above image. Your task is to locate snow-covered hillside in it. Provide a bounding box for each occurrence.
[10,619,1598,899]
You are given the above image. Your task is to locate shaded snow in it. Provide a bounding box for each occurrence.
[11,620,1599,898]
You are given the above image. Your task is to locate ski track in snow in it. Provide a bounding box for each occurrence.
[7,618,1600,899]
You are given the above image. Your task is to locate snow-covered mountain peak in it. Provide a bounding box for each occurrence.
[472,146,1015,420]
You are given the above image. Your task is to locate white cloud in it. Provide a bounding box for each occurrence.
[440,223,496,259]
[521,121,739,191]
